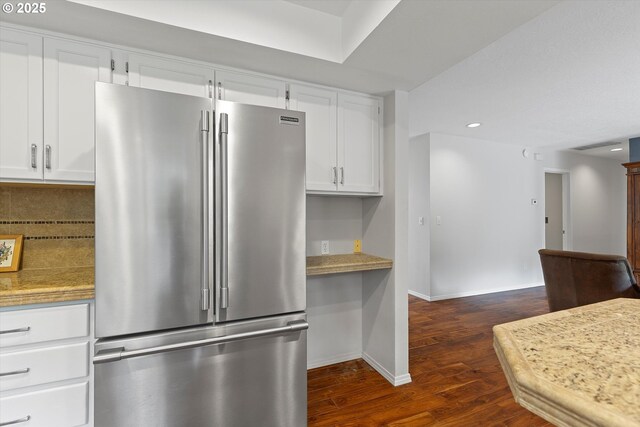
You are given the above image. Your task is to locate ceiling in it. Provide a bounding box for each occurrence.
[571,141,629,162]
[283,0,354,17]
[409,0,640,152]
[2,0,636,155]
[1,0,557,93]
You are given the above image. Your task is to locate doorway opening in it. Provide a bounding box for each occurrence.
[544,170,570,250]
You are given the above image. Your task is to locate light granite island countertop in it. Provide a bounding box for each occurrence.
[493,298,640,427]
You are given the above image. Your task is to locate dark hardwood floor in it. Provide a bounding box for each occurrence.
[307,286,553,426]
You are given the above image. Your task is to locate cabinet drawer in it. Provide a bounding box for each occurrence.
[0,342,89,392]
[0,304,89,348]
[0,382,88,427]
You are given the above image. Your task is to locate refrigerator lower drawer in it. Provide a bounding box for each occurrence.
[94,321,307,427]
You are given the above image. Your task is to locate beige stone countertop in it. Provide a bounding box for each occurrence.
[0,267,94,307]
[306,253,393,276]
[493,298,640,427]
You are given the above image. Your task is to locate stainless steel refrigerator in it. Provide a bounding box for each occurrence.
[93,83,307,427]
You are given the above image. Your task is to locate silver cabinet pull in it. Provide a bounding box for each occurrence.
[45,145,51,170]
[0,327,30,335]
[0,368,30,377]
[219,112,229,310]
[200,110,210,311]
[340,167,344,185]
[208,80,213,99]
[0,416,31,426]
[332,167,337,184]
[94,320,308,364]
[217,82,222,100]
[30,144,37,168]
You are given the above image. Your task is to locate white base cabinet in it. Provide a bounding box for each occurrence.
[0,382,89,427]
[0,303,94,427]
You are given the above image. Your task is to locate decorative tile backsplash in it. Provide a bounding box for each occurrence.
[0,185,95,270]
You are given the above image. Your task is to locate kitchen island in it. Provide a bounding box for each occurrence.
[493,298,640,427]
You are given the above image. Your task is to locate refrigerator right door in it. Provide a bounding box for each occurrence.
[216,101,305,322]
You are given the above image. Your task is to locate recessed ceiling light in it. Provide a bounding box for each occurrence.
[466,122,481,128]
[611,148,623,152]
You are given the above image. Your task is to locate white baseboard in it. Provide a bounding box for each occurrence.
[428,282,544,302]
[408,290,431,301]
[307,351,362,370]
[362,352,412,386]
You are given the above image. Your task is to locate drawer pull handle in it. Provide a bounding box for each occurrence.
[0,368,30,377]
[0,327,30,335]
[0,415,31,426]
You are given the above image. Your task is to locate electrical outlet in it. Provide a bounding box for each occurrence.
[321,240,330,255]
[354,239,362,253]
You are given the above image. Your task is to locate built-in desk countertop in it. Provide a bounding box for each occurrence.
[306,253,392,276]
[493,298,640,427]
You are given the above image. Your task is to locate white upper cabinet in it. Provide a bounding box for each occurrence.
[0,29,43,181]
[44,39,111,183]
[0,27,381,192]
[289,84,337,192]
[216,70,286,108]
[337,93,380,194]
[128,53,214,98]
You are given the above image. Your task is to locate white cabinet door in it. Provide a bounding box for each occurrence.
[289,84,337,192]
[0,29,43,181]
[337,93,380,194]
[128,53,214,98]
[44,39,111,183]
[216,70,286,108]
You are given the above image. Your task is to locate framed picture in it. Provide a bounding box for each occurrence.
[0,235,24,273]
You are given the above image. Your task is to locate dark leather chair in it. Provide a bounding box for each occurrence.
[538,249,640,312]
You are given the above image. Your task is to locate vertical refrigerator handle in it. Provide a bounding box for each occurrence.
[201,110,211,311]
[219,112,229,310]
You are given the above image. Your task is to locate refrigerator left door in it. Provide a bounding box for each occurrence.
[95,83,213,338]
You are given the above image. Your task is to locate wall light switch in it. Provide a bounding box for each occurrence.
[436,216,442,225]
[418,216,424,225]
[353,239,362,253]
[321,240,330,255]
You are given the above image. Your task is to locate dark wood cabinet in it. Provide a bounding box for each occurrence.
[624,161,640,284]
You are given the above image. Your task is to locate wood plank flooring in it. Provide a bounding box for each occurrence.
[307,286,554,426]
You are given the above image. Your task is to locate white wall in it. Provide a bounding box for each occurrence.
[543,150,626,255]
[419,132,627,301]
[408,134,430,299]
[429,133,544,300]
[306,196,363,368]
[306,196,363,256]
[362,91,410,385]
